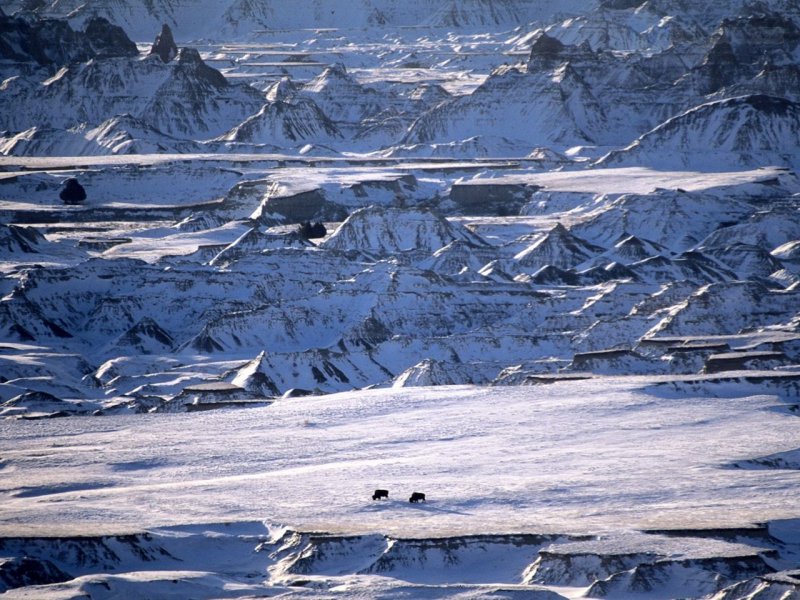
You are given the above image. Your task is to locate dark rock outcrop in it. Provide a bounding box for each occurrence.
[84,17,139,59]
[0,224,47,253]
[0,14,90,66]
[150,23,177,63]
[0,13,136,67]
[0,556,72,593]
[175,47,227,88]
[253,189,347,225]
[527,32,567,71]
[694,12,800,95]
[704,350,787,374]
[449,182,540,216]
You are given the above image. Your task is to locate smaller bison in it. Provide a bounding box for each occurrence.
[372,489,389,500]
[409,492,426,503]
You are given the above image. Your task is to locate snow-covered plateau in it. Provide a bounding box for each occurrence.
[1,0,800,598]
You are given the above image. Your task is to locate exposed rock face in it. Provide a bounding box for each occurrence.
[0,556,72,593]
[392,358,461,387]
[300,62,385,123]
[647,280,800,337]
[525,550,659,586]
[111,317,175,355]
[156,382,261,412]
[1,0,800,429]
[0,223,47,253]
[210,227,313,266]
[702,12,800,85]
[704,350,787,374]
[587,555,774,598]
[572,189,753,252]
[0,13,137,67]
[269,529,569,583]
[404,64,604,150]
[0,391,93,418]
[0,13,90,66]
[150,23,177,63]
[175,46,227,87]
[252,189,348,224]
[526,31,569,71]
[0,37,263,139]
[449,182,540,215]
[83,17,139,59]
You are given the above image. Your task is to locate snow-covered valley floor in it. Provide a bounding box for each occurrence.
[2,377,800,598]
[3,377,799,538]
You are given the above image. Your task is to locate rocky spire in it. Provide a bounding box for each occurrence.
[150,23,177,63]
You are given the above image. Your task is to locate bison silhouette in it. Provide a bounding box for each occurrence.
[409,492,426,503]
[372,489,389,500]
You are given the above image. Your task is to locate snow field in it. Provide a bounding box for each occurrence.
[1,378,798,538]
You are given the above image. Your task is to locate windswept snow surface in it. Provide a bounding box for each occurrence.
[2,378,800,596]
[2,378,799,537]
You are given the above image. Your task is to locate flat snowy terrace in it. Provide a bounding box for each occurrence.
[0,159,786,195]
[1,377,798,538]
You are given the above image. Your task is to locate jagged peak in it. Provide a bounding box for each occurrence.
[150,23,177,63]
[529,31,566,59]
[322,205,486,256]
[614,233,668,254]
[220,96,341,145]
[266,76,298,102]
[304,62,361,93]
[0,223,47,253]
[515,223,604,270]
[175,47,228,87]
[176,46,201,65]
[318,62,352,82]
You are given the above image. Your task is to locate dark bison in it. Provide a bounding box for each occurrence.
[372,489,389,500]
[409,492,426,503]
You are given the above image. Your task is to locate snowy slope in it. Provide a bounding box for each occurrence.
[21,0,596,41]
[322,206,487,256]
[0,49,265,140]
[599,95,800,170]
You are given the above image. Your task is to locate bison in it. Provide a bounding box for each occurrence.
[372,489,389,500]
[409,492,426,503]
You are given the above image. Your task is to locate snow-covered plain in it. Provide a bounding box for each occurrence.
[3,378,797,537]
[2,378,800,598]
